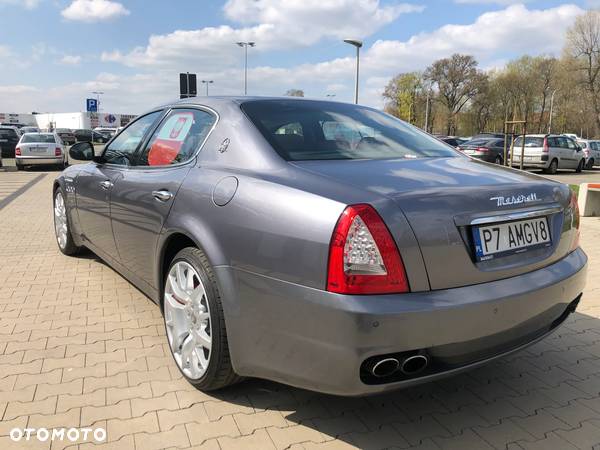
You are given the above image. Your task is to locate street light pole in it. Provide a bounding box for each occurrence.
[326,94,336,99]
[343,39,362,104]
[548,89,557,134]
[236,42,255,95]
[201,80,214,96]
[92,91,104,112]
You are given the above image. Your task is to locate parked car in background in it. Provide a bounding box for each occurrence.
[0,122,27,129]
[440,136,468,148]
[0,125,21,157]
[55,128,76,146]
[576,139,600,169]
[471,132,505,140]
[54,97,586,395]
[458,137,506,164]
[73,129,110,144]
[93,127,117,138]
[20,126,41,134]
[16,132,67,170]
[511,134,585,174]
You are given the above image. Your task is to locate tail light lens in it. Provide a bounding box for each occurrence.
[15,147,21,156]
[569,190,580,252]
[456,146,463,151]
[55,147,62,156]
[543,137,549,153]
[475,147,489,153]
[327,204,409,295]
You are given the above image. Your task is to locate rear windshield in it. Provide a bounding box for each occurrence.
[56,129,71,134]
[0,128,18,138]
[463,138,491,146]
[21,134,56,143]
[513,136,544,148]
[241,100,458,161]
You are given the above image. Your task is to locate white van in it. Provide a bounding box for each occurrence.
[511,134,585,174]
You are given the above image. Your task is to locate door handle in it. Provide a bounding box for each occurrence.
[99,180,113,190]
[152,190,173,202]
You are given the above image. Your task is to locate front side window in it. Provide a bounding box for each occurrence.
[137,109,216,166]
[241,100,457,161]
[102,111,163,166]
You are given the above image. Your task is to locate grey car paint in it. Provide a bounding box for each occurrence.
[54,97,587,395]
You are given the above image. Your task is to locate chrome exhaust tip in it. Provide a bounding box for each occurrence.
[371,358,400,378]
[400,354,429,375]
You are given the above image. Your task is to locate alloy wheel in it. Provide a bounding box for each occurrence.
[54,192,68,250]
[164,261,212,380]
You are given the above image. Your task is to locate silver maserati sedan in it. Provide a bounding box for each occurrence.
[53,97,587,396]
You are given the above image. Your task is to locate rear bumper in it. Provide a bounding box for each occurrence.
[16,155,64,166]
[216,248,587,396]
[511,159,548,169]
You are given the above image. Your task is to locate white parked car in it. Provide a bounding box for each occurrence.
[511,134,585,174]
[577,139,600,169]
[15,132,67,170]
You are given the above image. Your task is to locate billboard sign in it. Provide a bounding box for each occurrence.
[86,98,98,112]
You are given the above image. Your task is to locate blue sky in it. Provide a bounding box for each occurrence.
[0,0,593,113]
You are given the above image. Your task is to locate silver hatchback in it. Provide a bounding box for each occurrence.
[511,134,585,174]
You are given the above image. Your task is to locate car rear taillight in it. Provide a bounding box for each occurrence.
[15,147,21,156]
[327,204,409,295]
[543,137,549,153]
[569,190,580,252]
[475,147,489,153]
[55,148,62,156]
[456,146,463,151]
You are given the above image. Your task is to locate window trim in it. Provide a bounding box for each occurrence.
[97,105,219,171]
[131,105,220,170]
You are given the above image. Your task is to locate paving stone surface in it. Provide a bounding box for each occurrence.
[0,172,599,449]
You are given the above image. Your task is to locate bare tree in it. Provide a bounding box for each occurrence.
[566,10,600,131]
[424,54,485,135]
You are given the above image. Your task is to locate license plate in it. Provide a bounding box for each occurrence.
[31,146,47,153]
[472,217,551,261]
[463,149,474,155]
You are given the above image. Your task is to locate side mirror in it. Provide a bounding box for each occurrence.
[69,142,95,161]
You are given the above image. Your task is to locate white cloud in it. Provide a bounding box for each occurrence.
[101,0,424,67]
[59,54,82,65]
[0,0,42,9]
[61,0,129,22]
[455,0,530,5]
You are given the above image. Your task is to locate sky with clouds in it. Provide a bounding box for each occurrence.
[0,0,594,114]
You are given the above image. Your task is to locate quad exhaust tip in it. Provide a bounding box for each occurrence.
[371,358,400,377]
[370,354,429,378]
[400,354,429,375]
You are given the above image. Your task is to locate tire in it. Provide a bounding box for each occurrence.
[575,159,584,173]
[586,159,594,170]
[16,164,23,171]
[545,159,558,174]
[163,247,240,391]
[53,188,81,256]
[494,155,502,165]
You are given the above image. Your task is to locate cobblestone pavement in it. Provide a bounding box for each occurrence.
[0,173,599,450]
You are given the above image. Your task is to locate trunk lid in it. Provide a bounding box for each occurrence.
[19,142,57,157]
[293,157,574,290]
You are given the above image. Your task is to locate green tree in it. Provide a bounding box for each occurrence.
[382,72,425,125]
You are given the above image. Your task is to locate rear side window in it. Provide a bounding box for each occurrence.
[241,100,457,161]
[137,109,216,166]
[513,136,544,148]
[21,134,56,143]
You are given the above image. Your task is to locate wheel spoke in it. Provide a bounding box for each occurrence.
[168,273,189,304]
[193,329,212,351]
[180,333,194,364]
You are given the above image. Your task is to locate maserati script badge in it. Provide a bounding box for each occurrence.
[490,193,540,207]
